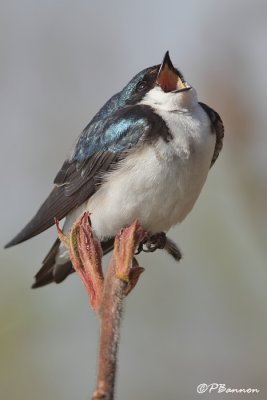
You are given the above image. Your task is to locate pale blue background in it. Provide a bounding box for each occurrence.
[1,1,267,399]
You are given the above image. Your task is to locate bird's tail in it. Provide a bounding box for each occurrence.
[32,237,115,288]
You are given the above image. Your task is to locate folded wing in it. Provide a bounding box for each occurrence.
[5,104,155,248]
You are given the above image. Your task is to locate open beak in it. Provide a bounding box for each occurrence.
[157,51,190,93]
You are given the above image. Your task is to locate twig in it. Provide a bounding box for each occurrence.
[92,258,126,399]
[56,213,146,399]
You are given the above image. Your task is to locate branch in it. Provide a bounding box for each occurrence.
[56,214,145,399]
[92,258,126,399]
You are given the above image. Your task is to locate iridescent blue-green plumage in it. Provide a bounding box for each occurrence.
[74,112,148,160]
[74,67,155,161]
[90,67,152,123]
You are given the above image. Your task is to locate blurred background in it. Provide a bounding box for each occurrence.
[1,1,267,399]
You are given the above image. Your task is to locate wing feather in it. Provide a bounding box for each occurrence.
[199,102,224,167]
[5,105,157,248]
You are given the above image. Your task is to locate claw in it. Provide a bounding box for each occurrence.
[135,232,182,262]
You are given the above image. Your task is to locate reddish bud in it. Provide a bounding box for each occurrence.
[114,220,146,283]
[56,212,104,311]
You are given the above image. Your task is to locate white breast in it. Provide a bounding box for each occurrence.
[83,103,215,240]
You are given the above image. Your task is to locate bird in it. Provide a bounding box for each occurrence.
[5,51,224,288]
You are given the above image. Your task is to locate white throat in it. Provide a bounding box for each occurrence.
[139,86,198,112]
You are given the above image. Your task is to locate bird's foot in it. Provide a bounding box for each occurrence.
[136,232,167,254]
[135,232,182,262]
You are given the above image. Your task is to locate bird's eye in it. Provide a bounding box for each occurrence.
[136,81,148,92]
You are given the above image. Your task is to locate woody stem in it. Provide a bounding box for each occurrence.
[91,258,127,400]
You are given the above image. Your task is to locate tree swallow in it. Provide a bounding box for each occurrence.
[5,52,224,288]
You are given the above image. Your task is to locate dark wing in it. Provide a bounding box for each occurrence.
[199,102,224,167]
[5,153,118,248]
[5,104,157,248]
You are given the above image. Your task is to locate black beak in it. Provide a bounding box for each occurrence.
[157,51,190,93]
